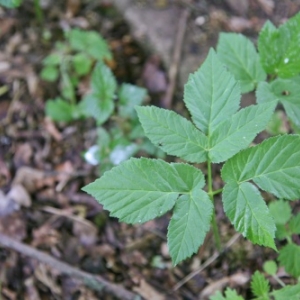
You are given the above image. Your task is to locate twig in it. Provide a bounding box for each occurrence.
[172,233,241,291]
[163,8,190,108]
[0,233,139,300]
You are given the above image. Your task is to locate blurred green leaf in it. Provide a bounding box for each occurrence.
[278,244,300,277]
[40,66,59,82]
[0,0,22,8]
[72,53,92,76]
[269,200,292,225]
[263,260,278,276]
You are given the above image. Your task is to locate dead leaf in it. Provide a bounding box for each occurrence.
[7,184,32,207]
[256,0,274,15]
[200,272,250,298]
[72,219,98,247]
[142,55,167,94]
[13,166,45,193]
[44,117,62,141]
[133,279,165,300]
[224,0,249,16]
[34,264,62,296]
[0,190,19,216]
[228,17,252,32]
[24,277,41,300]
[13,143,33,168]
[0,212,26,240]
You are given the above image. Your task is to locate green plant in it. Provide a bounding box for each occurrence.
[0,0,43,23]
[83,11,300,270]
[43,29,163,171]
[42,28,112,122]
[210,269,300,300]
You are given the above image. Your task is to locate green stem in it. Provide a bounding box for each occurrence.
[212,188,223,196]
[207,159,221,251]
[273,274,286,287]
[34,0,44,23]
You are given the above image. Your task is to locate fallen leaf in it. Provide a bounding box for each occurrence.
[7,184,32,207]
[133,279,165,300]
[142,55,167,94]
[256,0,274,15]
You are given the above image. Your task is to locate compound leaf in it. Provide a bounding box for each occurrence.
[289,214,300,234]
[81,62,116,124]
[278,244,300,277]
[136,106,208,163]
[217,33,266,93]
[184,49,240,135]
[251,271,270,298]
[258,13,300,78]
[0,0,22,7]
[168,190,212,265]
[272,284,300,300]
[83,158,205,224]
[210,288,244,300]
[209,102,275,163]
[223,182,276,249]
[222,135,300,200]
[118,84,147,118]
[269,200,292,225]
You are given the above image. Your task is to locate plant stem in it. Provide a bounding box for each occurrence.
[212,188,223,196]
[34,0,44,23]
[207,159,221,251]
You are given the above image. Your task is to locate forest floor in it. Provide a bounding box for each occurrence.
[0,1,300,299]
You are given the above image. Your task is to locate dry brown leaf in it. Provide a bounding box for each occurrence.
[72,219,98,247]
[24,277,41,300]
[133,279,165,300]
[34,264,62,296]
[199,272,250,298]
[13,166,45,193]
[256,0,274,15]
[142,56,167,94]
[0,190,19,216]
[0,212,26,240]
[44,117,62,141]
[228,17,252,32]
[7,184,32,207]
[13,143,33,167]
[224,0,249,16]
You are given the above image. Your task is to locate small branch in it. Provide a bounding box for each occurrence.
[0,233,138,300]
[162,8,190,108]
[172,233,241,291]
[212,188,223,196]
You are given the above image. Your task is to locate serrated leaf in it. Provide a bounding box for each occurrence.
[263,260,278,276]
[81,62,116,124]
[222,135,300,200]
[217,33,266,93]
[42,54,62,66]
[183,49,240,135]
[258,13,300,78]
[210,288,244,300]
[256,77,300,128]
[272,283,300,300]
[68,29,112,61]
[45,98,76,122]
[0,0,22,8]
[269,200,292,225]
[118,84,147,118]
[278,244,300,277]
[289,214,300,234]
[251,271,270,298]
[40,66,59,82]
[72,53,92,76]
[208,102,275,163]
[223,182,276,249]
[83,158,205,224]
[168,190,212,265]
[136,106,208,163]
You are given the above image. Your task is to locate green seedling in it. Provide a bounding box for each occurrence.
[83,12,300,269]
[211,269,300,300]
[0,0,43,23]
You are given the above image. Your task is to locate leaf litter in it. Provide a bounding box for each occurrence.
[0,1,300,299]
